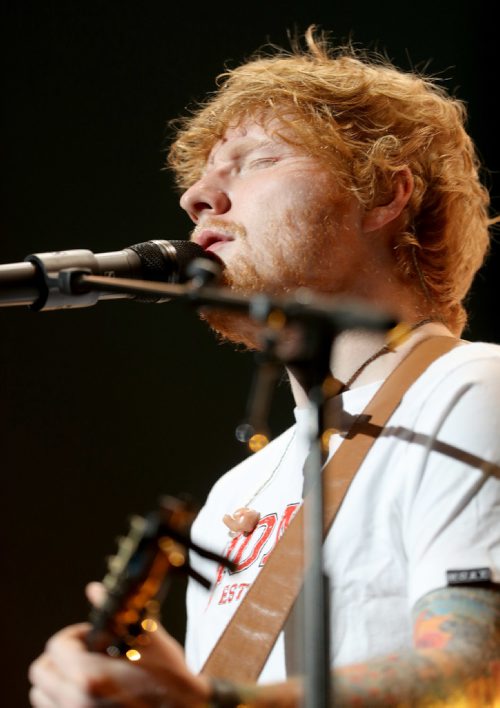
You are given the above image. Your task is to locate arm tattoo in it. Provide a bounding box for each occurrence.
[330,586,500,706]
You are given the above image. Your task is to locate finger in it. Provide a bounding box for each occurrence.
[126,622,187,669]
[45,622,92,665]
[44,623,114,688]
[29,653,98,707]
[34,647,170,706]
[28,654,56,696]
[35,623,211,707]
[42,622,166,700]
[29,685,54,707]
[86,581,106,607]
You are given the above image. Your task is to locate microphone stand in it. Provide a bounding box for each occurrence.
[57,266,396,333]
[11,263,396,708]
[64,267,389,708]
[276,310,339,708]
[233,311,336,708]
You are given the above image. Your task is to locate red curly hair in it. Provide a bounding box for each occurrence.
[168,28,493,333]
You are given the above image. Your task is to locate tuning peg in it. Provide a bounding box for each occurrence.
[115,536,135,553]
[107,554,125,574]
[102,573,115,590]
[127,514,146,532]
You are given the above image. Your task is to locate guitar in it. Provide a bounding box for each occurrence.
[86,494,233,660]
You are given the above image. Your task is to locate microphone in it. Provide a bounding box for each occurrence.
[0,240,220,311]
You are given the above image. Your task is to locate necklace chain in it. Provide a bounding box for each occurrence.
[242,429,296,509]
[342,317,434,390]
[236,317,434,516]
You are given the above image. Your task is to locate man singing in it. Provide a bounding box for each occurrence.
[29,28,500,706]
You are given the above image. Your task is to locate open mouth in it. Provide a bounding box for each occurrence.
[195,230,234,252]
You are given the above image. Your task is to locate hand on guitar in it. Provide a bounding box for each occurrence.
[28,497,235,708]
[29,582,212,707]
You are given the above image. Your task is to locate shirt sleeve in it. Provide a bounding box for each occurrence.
[404,354,500,608]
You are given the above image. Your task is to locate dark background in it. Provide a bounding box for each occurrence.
[1,2,498,703]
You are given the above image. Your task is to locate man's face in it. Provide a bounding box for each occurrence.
[180,120,366,345]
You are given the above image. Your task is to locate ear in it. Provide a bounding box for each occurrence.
[362,167,414,233]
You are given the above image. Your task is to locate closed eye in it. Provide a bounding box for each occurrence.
[246,157,280,169]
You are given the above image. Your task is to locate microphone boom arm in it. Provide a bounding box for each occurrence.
[66,269,398,348]
[0,241,215,310]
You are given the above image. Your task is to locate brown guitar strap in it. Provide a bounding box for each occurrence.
[201,335,461,682]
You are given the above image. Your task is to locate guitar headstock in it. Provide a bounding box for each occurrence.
[86,494,227,660]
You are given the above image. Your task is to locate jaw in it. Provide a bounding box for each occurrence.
[200,308,263,351]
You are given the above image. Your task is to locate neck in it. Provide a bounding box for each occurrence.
[287,319,454,408]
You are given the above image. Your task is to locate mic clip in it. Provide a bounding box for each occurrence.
[26,250,100,311]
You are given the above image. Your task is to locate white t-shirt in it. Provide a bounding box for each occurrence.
[186,342,500,682]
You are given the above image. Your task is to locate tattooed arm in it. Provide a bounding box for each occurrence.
[329,586,500,706]
[234,585,500,707]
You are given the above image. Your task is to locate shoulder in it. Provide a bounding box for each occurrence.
[423,339,500,382]
[404,340,500,417]
[391,338,500,495]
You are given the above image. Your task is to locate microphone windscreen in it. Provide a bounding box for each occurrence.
[128,240,219,283]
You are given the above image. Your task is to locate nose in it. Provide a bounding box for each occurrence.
[180,178,231,223]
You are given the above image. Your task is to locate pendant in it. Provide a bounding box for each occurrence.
[223,507,261,536]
